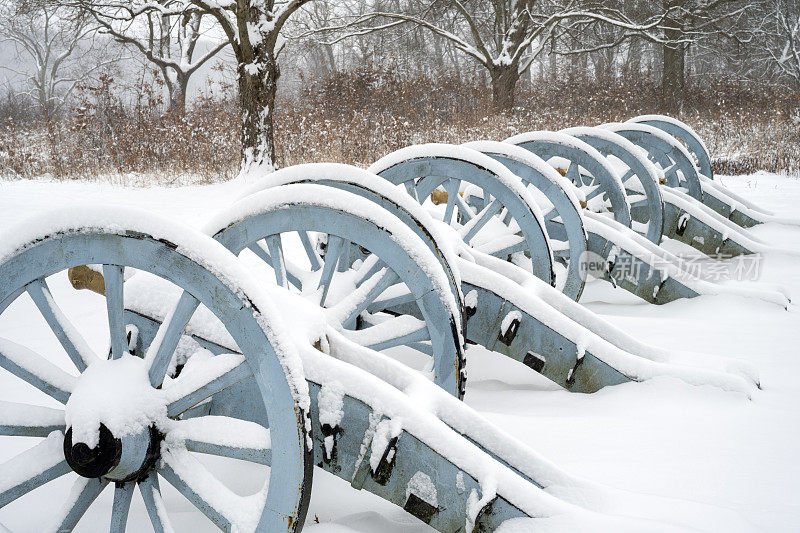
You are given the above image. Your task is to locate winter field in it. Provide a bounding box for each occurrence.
[0,170,798,532]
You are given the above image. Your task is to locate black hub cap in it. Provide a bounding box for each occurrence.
[64,424,121,478]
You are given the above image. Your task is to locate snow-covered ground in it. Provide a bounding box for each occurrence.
[0,171,798,532]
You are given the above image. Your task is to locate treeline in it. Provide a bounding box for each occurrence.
[2,64,796,182]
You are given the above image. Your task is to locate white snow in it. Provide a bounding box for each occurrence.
[65,355,165,448]
[369,418,402,473]
[318,381,346,461]
[0,400,64,428]
[500,310,521,334]
[464,290,478,309]
[628,115,711,165]
[203,184,462,336]
[0,431,65,495]
[0,172,798,532]
[164,415,271,452]
[0,203,311,421]
[406,471,438,507]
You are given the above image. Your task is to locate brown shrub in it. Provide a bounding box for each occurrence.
[1,64,797,183]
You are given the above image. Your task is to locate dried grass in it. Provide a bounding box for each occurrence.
[1,65,797,184]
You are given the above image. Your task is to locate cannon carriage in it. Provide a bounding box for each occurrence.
[0,115,786,532]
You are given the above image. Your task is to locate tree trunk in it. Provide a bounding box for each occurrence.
[167,71,189,112]
[238,55,279,172]
[661,0,685,111]
[661,41,685,111]
[490,65,519,112]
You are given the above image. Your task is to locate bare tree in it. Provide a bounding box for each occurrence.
[0,1,113,120]
[84,7,227,111]
[657,0,757,109]
[314,0,669,112]
[72,0,312,171]
[766,0,800,89]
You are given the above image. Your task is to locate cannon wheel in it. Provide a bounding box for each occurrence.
[562,127,665,244]
[627,115,775,222]
[237,163,463,329]
[505,131,632,229]
[368,144,556,289]
[628,115,713,180]
[463,140,589,301]
[602,122,703,202]
[0,209,312,532]
[208,184,466,399]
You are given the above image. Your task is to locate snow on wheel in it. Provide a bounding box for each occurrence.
[206,183,466,399]
[368,144,556,289]
[462,140,589,301]
[504,131,632,229]
[628,114,714,182]
[561,126,666,245]
[626,116,788,227]
[237,162,464,322]
[0,208,312,532]
[601,122,704,201]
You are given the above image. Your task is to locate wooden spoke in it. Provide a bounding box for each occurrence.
[264,235,288,289]
[499,207,512,225]
[442,179,460,224]
[565,162,581,185]
[159,448,237,530]
[26,277,96,371]
[49,477,108,532]
[403,180,420,202]
[453,193,477,222]
[173,416,272,466]
[297,231,322,271]
[620,168,635,184]
[553,247,572,261]
[662,162,679,183]
[336,268,400,328]
[0,432,71,508]
[246,241,302,290]
[460,198,503,243]
[353,254,382,288]
[0,401,64,437]
[406,341,434,356]
[481,188,493,211]
[138,472,172,533]
[367,285,416,313]
[481,236,528,258]
[146,290,200,388]
[542,208,559,221]
[165,353,253,417]
[110,482,135,533]
[337,240,351,273]
[103,265,127,360]
[317,235,344,307]
[584,185,606,202]
[415,175,446,201]
[363,315,430,351]
[0,338,75,404]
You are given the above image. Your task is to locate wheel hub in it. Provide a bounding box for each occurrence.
[64,423,120,478]
[64,355,165,481]
[64,424,160,481]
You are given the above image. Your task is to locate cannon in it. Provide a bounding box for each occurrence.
[0,116,780,532]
